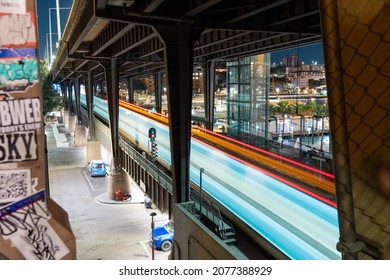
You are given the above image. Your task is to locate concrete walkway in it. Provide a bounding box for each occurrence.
[45,125,169,260]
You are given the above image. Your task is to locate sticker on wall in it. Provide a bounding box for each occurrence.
[0,168,36,205]
[0,131,38,163]
[0,1,26,15]
[0,96,41,131]
[0,11,36,46]
[0,190,70,260]
[0,48,38,92]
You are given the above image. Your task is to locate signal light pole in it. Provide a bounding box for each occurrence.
[152,141,158,159]
[149,127,158,162]
[150,212,157,260]
[149,127,156,139]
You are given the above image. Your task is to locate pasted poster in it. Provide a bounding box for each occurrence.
[0,96,40,164]
[0,190,69,260]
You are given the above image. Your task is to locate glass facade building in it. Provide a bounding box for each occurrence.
[226,54,271,146]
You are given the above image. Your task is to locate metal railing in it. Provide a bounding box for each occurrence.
[189,189,235,241]
[119,137,173,194]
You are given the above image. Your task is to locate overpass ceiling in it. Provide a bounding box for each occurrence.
[52,0,322,83]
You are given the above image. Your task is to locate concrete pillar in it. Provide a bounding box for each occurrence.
[63,110,69,127]
[86,141,102,163]
[107,172,131,200]
[68,115,77,136]
[204,60,216,131]
[156,24,202,203]
[74,124,87,147]
[154,72,163,113]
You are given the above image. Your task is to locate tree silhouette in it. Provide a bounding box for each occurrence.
[40,60,63,116]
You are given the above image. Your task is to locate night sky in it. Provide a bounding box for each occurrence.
[36,0,73,60]
[36,1,323,65]
[270,43,324,65]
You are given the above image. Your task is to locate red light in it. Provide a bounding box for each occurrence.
[196,138,337,208]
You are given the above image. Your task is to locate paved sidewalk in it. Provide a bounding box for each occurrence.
[45,125,169,260]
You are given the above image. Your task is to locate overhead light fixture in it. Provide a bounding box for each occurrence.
[110,0,135,7]
[75,49,89,54]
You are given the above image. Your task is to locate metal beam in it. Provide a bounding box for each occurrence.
[97,6,193,25]
[96,0,108,10]
[195,33,283,58]
[109,26,158,57]
[67,0,98,54]
[121,64,165,78]
[90,22,136,56]
[195,30,252,50]
[219,35,321,60]
[269,9,319,26]
[185,0,223,17]
[195,33,321,59]
[227,0,292,23]
[144,0,166,14]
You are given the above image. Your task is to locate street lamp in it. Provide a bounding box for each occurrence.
[48,7,70,66]
[199,168,205,220]
[150,212,157,260]
[45,33,57,63]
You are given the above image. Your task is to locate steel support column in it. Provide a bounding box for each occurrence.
[98,81,104,97]
[68,82,74,114]
[154,71,163,113]
[319,0,360,259]
[156,24,201,203]
[101,58,121,172]
[127,77,134,103]
[204,60,216,131]
[60,83,68,109]
[74,77,82,124]
[85,71,95,140]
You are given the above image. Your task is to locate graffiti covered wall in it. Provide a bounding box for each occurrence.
[0,0,74,260]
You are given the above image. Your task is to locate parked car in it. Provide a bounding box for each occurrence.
[89,160,107,177]
[149,221,174,252]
